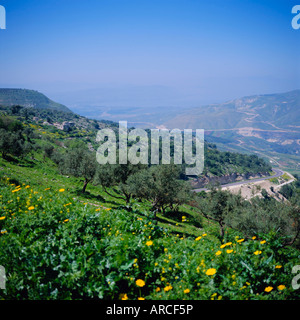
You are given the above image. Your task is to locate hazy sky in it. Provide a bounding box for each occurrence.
[0,0,299,108]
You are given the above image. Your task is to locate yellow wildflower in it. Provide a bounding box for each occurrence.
[138,297,145,300]
[119,293,129,300]
[28,206,35,210]
[254,250,262,255]
[155,287,161,292]
[135,279,145,287]
[275,265,282,269]
[226,249,233,254]
[220,242,232,248]
[206,268,217,276]
[277,285,286,290]
[0,216,6,221]
[210,293,217,300]
[184,289,190,294]
[252,236,257,240]
[264,286,273,292]
[146,240,153,246]
[164,285,173,292]
[215,250,222,256]
[195,236,202,241]
[260,240,266,244]
[237,238,244,243]
[59,188,65,192]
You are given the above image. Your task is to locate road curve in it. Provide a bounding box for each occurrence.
[193,168,285,193]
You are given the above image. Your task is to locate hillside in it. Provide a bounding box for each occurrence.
[0,88,73,113]
[164,90,300,175]
[164,90,300,130]
[0,105,272,179]
[0,106,299,300]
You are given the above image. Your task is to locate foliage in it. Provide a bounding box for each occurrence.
[0,116,36,158]
[203,143,272,177]
[95,163,146,203]
[59,147,97,193]
[0,179,299,300]
[279,178,300,206]
[128,165,191,213]
[194,189,300,247]
[194,189,241,238]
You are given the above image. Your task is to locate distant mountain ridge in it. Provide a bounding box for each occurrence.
[163,89,300,130]
[74,89,300,132]
[0,88,73,113]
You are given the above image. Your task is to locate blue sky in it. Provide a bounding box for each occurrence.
[0,0,299,108]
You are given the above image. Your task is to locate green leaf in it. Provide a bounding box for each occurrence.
[240,260,253,272]
[264,254,273,266]
[120,259,135,271]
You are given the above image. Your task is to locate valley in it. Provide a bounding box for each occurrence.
[70,90,300,174]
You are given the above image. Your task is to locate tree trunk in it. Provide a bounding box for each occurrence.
[285,224,300,246]
[82,178,90,193]
[103,187,126,200]
[219,220,225,238]
[125,193,131,204]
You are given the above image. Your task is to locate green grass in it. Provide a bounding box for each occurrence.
[0,154,211,239]
[0,154,121,208]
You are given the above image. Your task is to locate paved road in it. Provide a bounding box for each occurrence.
[193,168,285,193]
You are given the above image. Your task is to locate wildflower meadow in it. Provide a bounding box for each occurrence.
[0,177,299,300]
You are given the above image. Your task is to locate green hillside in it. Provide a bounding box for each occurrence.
[0,107,299,300]
[0,88,73,113]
